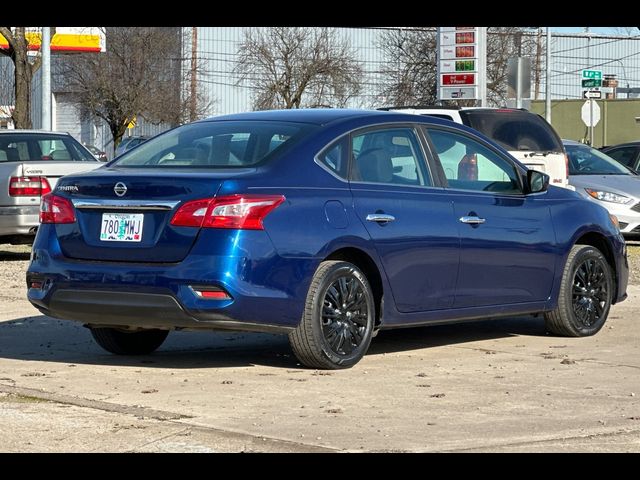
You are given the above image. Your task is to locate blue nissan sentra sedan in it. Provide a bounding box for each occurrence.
[27,109,628,369]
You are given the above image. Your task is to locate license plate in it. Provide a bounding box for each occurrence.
[100,213,144,242]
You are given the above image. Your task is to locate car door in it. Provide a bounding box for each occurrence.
[349,125,459,313]
[423,127,557,308]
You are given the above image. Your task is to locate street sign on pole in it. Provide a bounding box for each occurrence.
[582,70,602,80]
[581,99,600,146]
[582,79,602,88]
[581,100,600,127]
[583,90,602,99]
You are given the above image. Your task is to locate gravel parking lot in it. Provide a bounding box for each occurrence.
[1,242,640,452]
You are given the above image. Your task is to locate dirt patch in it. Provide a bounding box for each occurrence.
[626,243,640,285]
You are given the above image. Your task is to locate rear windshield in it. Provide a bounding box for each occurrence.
[0,134,96,162]
[460,110,563,153]
[113,121,315,168]
[566,144,632,175]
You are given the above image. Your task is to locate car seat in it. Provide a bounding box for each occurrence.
[49,149,72,160]
[357,148,394,183]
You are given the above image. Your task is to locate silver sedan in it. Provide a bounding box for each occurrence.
[565,139,640,236]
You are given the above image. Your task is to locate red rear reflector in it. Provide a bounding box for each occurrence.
[30,281,43,289]
[191,287,232,300]
[40,193,76,224]
[9,176,52,196]
[171,194,285,230]
[200,291,230,299]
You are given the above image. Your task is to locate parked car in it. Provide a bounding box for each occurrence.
[600,141,640,173]
[565,139,640,236]
[114,136,149,157]
[84,144,108,162]
[27,109,627,369]
[379,106,570,190]
[0,130,102,245]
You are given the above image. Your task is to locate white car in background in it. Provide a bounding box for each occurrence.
[565,139,640,237]
[380,106,571,190]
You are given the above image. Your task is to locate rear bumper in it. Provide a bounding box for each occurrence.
[0,205,39,237]
[32,289,293,334]
[27,225,318,333]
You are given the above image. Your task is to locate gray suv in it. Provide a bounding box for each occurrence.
[0,130,101,245]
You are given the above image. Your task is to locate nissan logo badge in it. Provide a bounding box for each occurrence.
[114,182,128,197]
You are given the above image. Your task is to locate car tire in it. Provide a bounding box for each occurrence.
[90,327,169,355]
[544,244,613,337]
[289,261,375,369]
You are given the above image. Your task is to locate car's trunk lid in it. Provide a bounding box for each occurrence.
[54,167,254,263]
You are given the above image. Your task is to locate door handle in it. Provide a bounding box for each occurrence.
[366,213,395,224]
[459,216,486,224]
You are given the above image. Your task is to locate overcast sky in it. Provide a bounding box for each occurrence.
[552,27,638,35]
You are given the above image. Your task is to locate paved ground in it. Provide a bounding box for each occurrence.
[1,243,640,452]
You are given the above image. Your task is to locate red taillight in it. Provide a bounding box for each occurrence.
[171,194,285,230]
[40,193,76,224]
[9,176,52,196]
[169,198,212,227]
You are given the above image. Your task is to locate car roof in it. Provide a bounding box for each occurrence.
[202,108,438,126]
[0,129,71,136]
[378,106,530,114]
[601,141,640,148]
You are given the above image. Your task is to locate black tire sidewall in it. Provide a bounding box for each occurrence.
[310,263,375,368]
[563,246,613,336]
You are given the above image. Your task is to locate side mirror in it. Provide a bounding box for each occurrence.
[527,169,549,194]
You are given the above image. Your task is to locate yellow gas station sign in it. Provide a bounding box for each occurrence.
[0,27,105,53]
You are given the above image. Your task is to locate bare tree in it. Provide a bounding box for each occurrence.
[377,28,438,107]
[64,27,211,150]
[0,26,56,128]
[234,27,363,110]
[378,27,537,107]
[611,27,640,36]
[485,27,537,105]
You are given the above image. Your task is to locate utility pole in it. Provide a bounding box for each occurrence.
[534,27,542,99]
[41,26,51,130]
[545,27,551,123]
[189,27,198,123]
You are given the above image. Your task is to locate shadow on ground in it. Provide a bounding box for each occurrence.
[0,250,30,261]
[0,313,548,369]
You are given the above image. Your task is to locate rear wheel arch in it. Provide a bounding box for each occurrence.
[325,247,384,328]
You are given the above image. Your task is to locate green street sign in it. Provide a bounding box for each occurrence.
[582,79,602,88]
[582,70,602,80]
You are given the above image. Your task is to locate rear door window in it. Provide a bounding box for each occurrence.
[350,127,431,187]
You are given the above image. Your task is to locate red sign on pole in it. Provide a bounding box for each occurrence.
[441,74,476,85]
[455,32,475,44]
[455,46,475,58]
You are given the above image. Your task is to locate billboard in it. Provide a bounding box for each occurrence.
[0,27,105,53]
